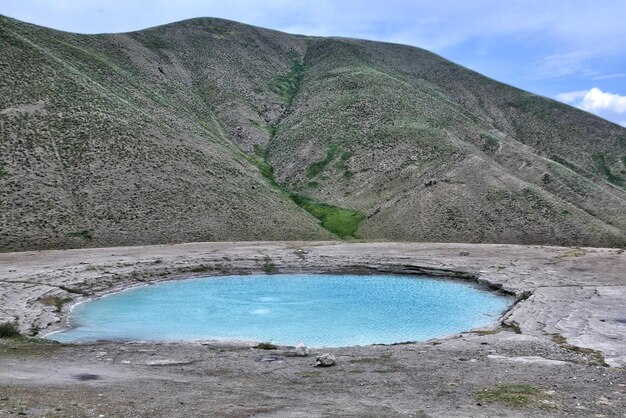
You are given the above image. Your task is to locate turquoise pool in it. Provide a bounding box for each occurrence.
[49,274,511,347]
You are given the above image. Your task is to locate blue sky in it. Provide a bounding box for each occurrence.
[2,0,626,127]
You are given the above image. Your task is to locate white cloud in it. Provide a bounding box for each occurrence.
[557,88,626,114]
[556,88,626,125]
[578,88,626,114]
[531,51,596,80]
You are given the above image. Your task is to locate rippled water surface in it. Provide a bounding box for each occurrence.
[50,274,512,346]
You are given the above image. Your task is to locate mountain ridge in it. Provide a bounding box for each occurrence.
[1,15,625,250]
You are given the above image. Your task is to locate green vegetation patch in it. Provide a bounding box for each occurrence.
[0,336,61,356]
[591,152,625,187]
[263,255,276,274]
[252,158,275,182]
[269,59,305,104]
[335,150,354,176]
[246,144,361,239]
[475,384,555,409]
[246,146,276,185]
[253,144,266,158]
[0,322,20,338]
[268,123,278,139]
[290,193,363,239]
[254,342,278,350]
[307,144,341,178]
[551,333,607,366]
[67,229,93,240]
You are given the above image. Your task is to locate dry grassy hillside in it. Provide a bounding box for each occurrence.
[1,16,625,250]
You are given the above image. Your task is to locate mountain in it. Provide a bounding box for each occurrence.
[1,15,625,251]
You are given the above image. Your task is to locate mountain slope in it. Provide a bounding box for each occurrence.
[0,16,334,250]
[1,15,625,250]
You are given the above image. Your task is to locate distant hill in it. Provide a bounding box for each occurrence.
[1,15,625,250]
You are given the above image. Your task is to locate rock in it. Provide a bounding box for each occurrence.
[315,353,335,367]
[596,396,613,406]
[295,343,309,357]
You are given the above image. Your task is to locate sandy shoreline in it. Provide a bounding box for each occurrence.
[1,241,625,416]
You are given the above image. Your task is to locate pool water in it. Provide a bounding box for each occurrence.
[49,274,511,346]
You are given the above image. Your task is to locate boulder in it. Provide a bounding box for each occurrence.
[315,353,336,367]
[295,342,309,357]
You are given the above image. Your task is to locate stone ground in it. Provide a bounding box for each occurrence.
[0,241,625,417]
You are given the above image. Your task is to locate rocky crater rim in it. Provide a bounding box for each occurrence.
[41,264,517,345]
[1,242,624,366]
